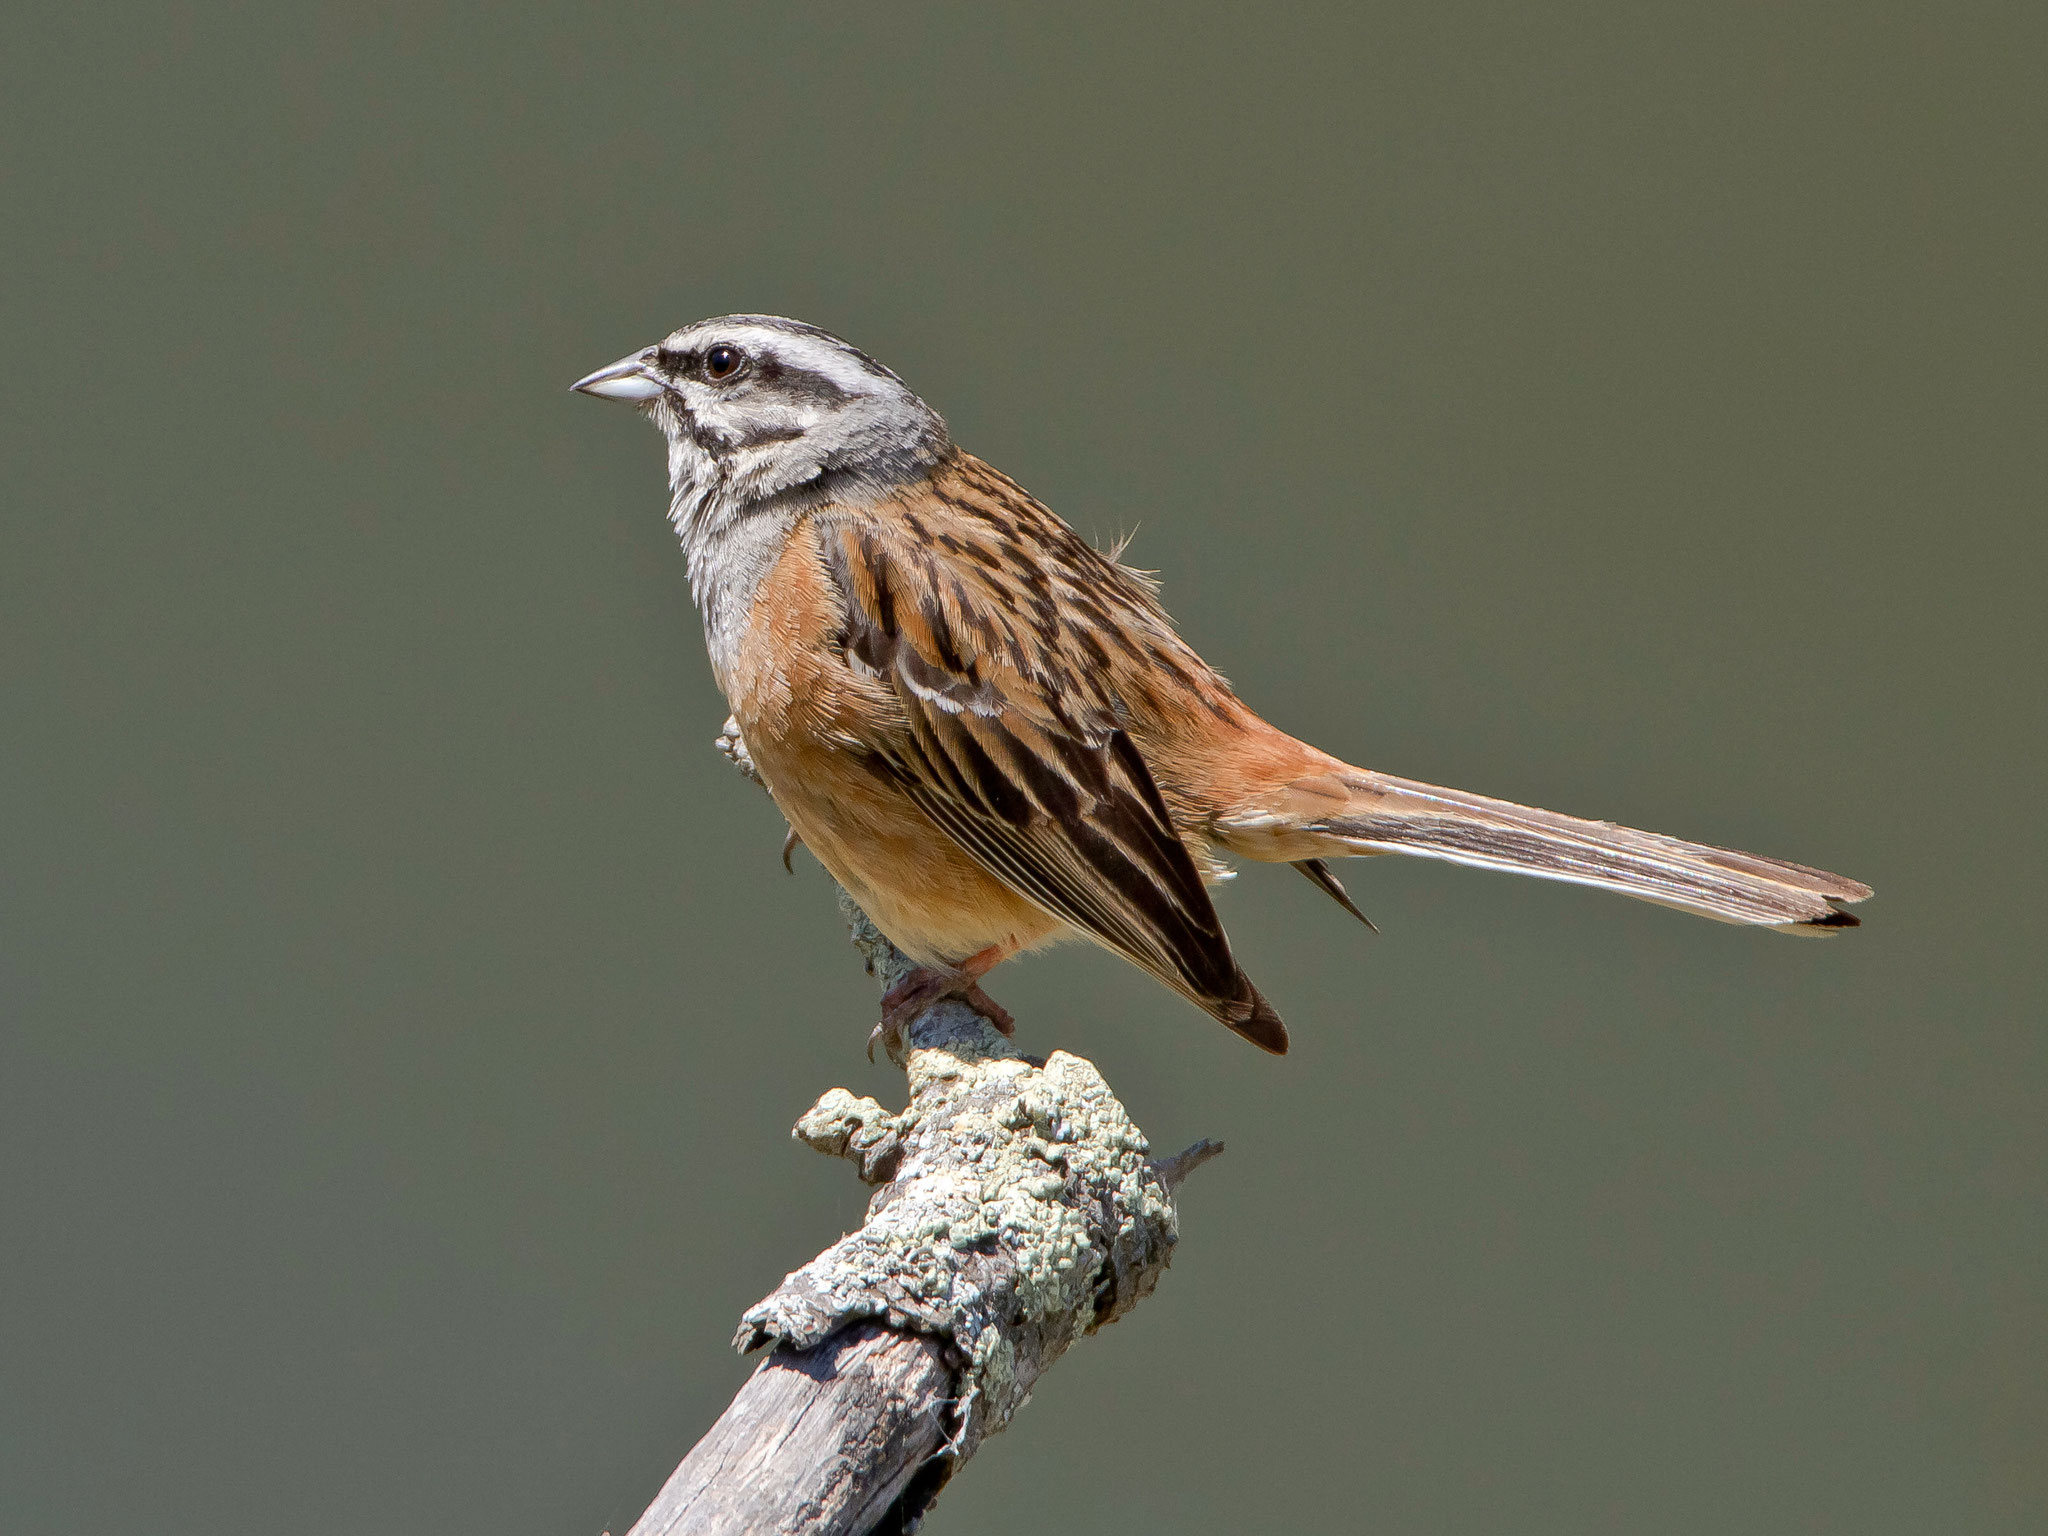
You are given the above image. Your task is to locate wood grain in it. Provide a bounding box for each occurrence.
[622,1325,954,1536]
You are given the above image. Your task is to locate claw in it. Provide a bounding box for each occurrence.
[781,826,802,873]
[866,1015,899,1065]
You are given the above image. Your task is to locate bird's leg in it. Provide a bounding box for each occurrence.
[868,945,1016,1062]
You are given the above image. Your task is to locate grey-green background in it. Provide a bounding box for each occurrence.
[5,4,2042,1532]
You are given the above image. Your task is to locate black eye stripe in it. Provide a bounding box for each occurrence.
[657,339,852,401]
[752,356,852,403]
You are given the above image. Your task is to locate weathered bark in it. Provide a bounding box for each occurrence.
[611,727,1219,1535]
[622,1324,953,1536]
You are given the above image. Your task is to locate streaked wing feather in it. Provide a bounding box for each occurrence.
[818,505,1244,1011]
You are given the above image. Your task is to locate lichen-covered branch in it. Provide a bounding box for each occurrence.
[740,895,1186,1458]
[610,726,1220,1535]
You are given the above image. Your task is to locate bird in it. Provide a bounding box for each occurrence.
[573,315,1870,1056]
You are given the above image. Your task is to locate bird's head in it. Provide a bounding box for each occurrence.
[572,315,949,512]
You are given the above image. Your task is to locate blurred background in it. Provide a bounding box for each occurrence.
[4,3,2042,1532]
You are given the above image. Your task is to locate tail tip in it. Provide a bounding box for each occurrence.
[1778,897,1865,934]
[1805,902,1863,931]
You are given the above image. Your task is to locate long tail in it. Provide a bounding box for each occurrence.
[1215,765,1871,932]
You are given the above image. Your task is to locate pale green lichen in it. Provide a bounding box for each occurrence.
[737,989,1188,1455]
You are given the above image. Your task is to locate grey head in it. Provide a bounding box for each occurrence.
[572,315,951,528]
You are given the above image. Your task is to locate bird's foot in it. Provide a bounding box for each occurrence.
[868,964,1016,1063]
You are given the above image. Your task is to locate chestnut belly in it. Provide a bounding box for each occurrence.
[748,729,1067,969]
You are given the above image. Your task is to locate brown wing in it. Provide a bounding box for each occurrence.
[814,464,1286,1053]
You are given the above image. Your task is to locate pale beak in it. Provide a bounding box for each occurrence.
[570,351,666,402]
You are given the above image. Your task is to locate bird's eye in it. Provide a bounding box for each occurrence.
[703,344,746,381]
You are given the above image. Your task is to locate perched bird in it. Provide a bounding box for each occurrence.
[574,316,1869,1055]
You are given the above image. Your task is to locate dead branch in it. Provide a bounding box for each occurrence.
[607,728,1221,1535]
